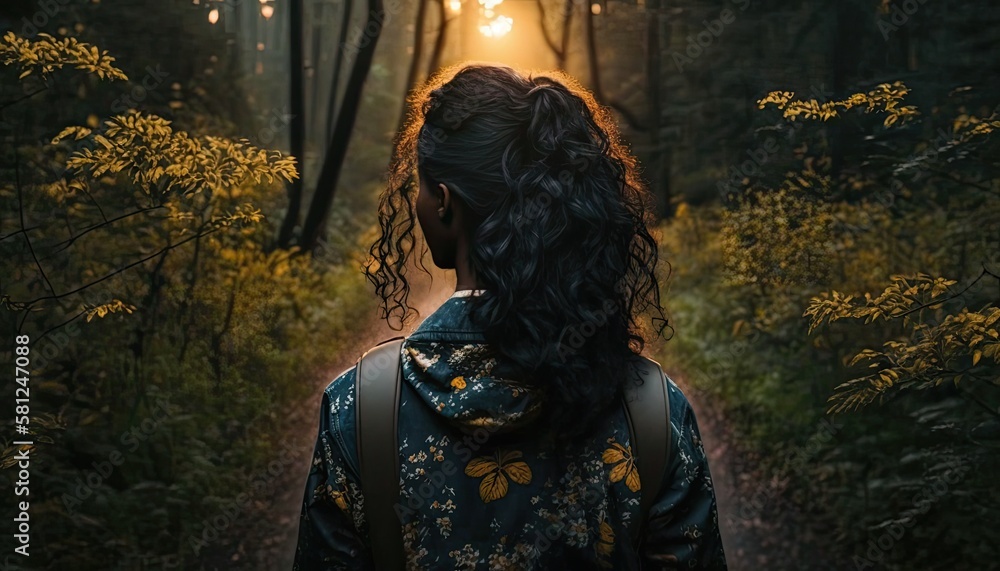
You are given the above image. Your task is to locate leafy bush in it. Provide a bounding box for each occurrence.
[656,80,1000,569]
[0,32,376,568]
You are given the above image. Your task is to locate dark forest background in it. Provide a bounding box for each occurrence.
[1,0,998,569]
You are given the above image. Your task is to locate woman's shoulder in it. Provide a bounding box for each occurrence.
[323,364,358,410]
[658,374,714,483]
[317,364,361,474]
[664,375,697,424]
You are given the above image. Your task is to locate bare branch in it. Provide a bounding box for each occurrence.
[536,0,564,58]
[16,151,57,297]
[0,85,48,111]
[17,225,222,308]
[49,205,166,254]
[890,267,1000,320]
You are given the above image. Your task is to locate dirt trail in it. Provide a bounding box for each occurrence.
[224,277,809,570]
[677,377,762,569]
[205,263,456,570]
[674,370,834,571]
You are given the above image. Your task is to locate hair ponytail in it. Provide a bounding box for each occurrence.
[369,64,670,442]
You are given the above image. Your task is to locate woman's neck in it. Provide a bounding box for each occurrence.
[453,236,480,292]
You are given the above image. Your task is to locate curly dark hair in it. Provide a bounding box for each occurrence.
[365,63,670,441]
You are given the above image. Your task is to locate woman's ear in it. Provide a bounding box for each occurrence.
[437,183,453,224]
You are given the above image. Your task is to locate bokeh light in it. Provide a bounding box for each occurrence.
[479,15,513,38]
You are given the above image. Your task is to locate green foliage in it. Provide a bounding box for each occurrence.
[806,274,958,333]
[758,81,920,127]
[0,31,127,81]
[807,272,1000,413]
[720,181,836,289]
[53,112,297,197]
[663,74,1000,569]
[84,298,136,321]
[0,32,376,569]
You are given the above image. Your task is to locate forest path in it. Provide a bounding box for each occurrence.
[677,375,775,570]
[221,272,794,570]
[678,372,831,570]
[203,261,455,571]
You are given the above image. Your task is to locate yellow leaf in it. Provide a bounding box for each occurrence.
[601,444,626,464]
[502,461,532,486]
[498,449,523,464]
[599,521,614,544]
[625,467,641,492]
[479,471,508,503]
[596,521,615,557]
[333,493,348,512]
[972,350,982,366]
[464,457,496,478]
[609,460,630,484]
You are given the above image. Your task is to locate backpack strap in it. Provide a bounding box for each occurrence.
[355,338,671,565]
[622,355,672,552]
[355,336,406,570]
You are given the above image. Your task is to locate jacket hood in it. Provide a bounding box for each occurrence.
[402,293,543,434]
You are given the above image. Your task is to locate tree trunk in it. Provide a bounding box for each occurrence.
[278,0,306,248]
[558,0,572,68]
[580,1,644,131]
[585,0,601,97]
[537,0,573,69]
[645,0,672,218]
[326,0,354,142]
[830,0,862,180]
[298,0,386,253]
[426,0,450,77]
[400,0,429,133]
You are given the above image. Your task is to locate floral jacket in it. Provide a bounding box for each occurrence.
[293,290,728,570]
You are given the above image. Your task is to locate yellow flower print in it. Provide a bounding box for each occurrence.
[602,441,641,493]
[595,520,615,567]
[324,484,349,512]
[464,449,532,503]
[450,376,467,391]
[406,346,440,369]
